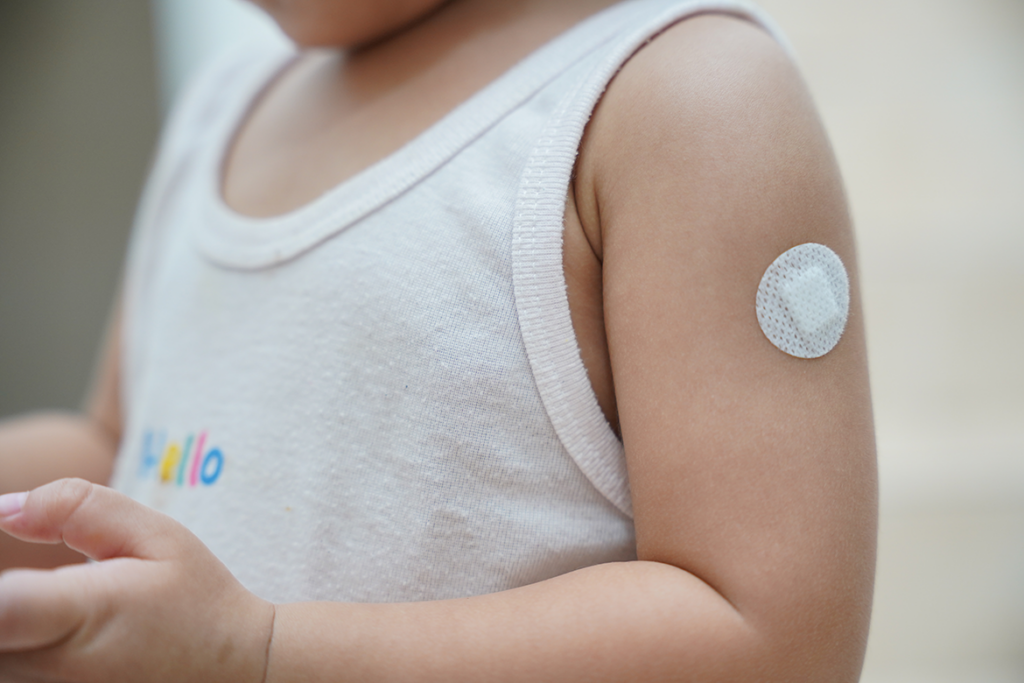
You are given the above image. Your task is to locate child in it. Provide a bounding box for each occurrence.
[0,0,877,680]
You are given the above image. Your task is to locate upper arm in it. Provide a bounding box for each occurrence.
[577,14,876,679]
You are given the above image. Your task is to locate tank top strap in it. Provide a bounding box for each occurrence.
[513,0,786,517]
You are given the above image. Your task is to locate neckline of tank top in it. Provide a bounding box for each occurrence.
[192,0,667,270]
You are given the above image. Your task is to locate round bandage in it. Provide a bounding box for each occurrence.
[756,243,849,359]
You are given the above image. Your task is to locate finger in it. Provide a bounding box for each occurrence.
[0,564,91,653]
[0,478,195,561]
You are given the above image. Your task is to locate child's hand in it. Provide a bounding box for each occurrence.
[0,479,274,683]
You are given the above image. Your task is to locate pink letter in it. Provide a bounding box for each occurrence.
[189,431,207,487]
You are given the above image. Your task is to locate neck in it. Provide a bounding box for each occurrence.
[338,0,621,101]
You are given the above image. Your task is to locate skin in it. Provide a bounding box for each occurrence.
[0,1,877,681]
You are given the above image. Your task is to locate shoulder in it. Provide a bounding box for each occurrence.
[585,13,808,169]
[574,13,846,263]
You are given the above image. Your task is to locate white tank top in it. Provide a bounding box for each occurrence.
[111,0,781,604]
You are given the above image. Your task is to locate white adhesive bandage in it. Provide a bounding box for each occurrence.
[756,243,849,358]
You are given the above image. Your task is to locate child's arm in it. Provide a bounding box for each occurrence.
[0,15,875,682]
[268,16,876,681]
[0,306,121,571]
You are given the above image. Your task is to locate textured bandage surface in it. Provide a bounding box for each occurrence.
[756,243,849,359]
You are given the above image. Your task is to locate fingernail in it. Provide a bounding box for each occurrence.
[0,492,28,518]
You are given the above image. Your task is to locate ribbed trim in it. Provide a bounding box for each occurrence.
[193,4,646,270]
[512,0,785,518]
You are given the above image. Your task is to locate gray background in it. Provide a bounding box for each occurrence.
[0,1,159,414]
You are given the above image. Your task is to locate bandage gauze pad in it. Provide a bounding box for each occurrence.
[756,243,849,358]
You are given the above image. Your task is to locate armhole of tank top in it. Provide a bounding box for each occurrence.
[511,0,789,519]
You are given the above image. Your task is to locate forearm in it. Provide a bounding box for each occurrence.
[0,411,116,569]
[267,560,861,683]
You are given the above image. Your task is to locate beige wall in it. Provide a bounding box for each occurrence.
[0,1,160,415]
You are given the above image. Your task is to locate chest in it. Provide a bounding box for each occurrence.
[116,135,633,602]
[215,48,619,432]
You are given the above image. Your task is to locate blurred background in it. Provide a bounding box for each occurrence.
[0,1,1021,680]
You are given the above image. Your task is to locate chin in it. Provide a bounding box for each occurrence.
[256,0,449,50]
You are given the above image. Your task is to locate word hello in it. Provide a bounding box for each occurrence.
[138,429,224,487]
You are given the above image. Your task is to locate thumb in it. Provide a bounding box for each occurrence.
[0,478,193,561]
